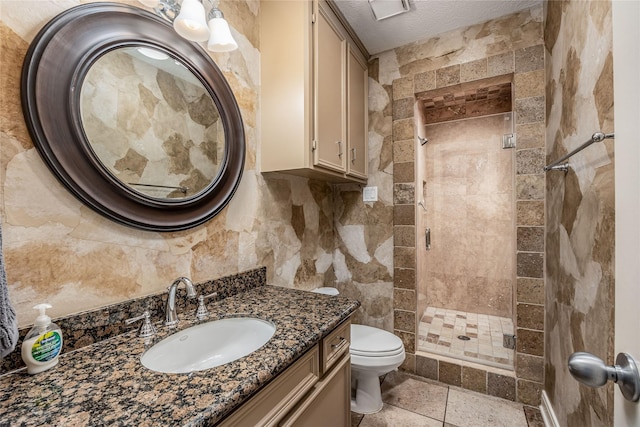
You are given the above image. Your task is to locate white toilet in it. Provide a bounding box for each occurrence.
[312,287,406,414]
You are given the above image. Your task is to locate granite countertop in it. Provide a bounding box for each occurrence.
[0,286,359,426]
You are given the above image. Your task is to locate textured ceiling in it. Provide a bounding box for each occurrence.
[333,0,542,55]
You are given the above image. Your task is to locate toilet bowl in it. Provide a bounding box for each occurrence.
[312,288,406,414]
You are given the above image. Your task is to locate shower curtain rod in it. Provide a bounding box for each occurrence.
[544,132,614,172]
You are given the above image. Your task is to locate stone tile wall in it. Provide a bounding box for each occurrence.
[544,0,615,425]
[370,6,546,406]
[0,1,338,326]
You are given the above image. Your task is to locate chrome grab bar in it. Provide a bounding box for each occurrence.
[544,132,614,172]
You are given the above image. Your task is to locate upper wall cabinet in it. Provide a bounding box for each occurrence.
[260,0,368,183]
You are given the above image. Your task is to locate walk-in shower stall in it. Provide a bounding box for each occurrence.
[414,77,516,370]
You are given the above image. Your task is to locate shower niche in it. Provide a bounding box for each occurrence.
[414,76,516,370]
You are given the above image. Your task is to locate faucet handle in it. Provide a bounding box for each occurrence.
[195,292,218,320]
[125,310,157,338]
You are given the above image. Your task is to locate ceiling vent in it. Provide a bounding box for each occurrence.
[368,0,411,21]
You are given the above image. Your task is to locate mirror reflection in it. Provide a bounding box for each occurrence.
[80,46,225,199]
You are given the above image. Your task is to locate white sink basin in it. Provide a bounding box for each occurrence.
[141,317,276,374]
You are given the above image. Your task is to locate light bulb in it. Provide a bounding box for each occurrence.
[173,0,209,42]
[207,11,238,52]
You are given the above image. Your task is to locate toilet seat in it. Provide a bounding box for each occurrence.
[350,324,404,357]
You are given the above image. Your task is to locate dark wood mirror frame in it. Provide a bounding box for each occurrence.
[21,2,245,232]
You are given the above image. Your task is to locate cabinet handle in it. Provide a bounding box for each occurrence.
[337,141,342,158]
[351,148,356,163]
[331,336,346,349]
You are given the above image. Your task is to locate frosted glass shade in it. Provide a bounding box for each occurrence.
[173,0,209,42]
[207,17,238,52]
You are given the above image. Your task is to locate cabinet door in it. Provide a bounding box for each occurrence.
[347,44,368,179]
[313,1,346,173]
[280,354,351,427]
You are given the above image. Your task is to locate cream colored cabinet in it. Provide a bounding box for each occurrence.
[219,319,351,427]
[313,2,346,173]
[279,354,350,427]
[347,44,368,179]
[260,0,368,183]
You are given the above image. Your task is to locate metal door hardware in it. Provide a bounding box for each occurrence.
[568,352,640,402]
[425,228,431,250]
[502,134,515,149]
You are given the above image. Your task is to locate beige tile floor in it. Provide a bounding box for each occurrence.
[351,371,544,427]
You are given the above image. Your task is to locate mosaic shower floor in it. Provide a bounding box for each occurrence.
[417,306,514,369]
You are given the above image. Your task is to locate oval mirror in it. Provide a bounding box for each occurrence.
[21,3,245,231]
[80,46,226,200]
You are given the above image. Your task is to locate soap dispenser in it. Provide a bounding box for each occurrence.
[21,303,63,374]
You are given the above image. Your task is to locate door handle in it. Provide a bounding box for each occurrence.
[425,228,431,250]
[568,352,640,402]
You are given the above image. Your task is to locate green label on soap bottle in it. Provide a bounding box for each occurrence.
[31,331,62,362]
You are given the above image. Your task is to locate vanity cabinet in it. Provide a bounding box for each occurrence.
[218,319,351,427]
[260,0,368,183]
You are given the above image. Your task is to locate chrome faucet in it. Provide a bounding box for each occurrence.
[165,277,197,326]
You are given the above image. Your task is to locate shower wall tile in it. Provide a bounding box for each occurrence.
[487,52,514,77]
[515,45,545,73]
[395,329,416,353]
[414,70,436,93]
[393,161,415,183]
[462,366,487,394]
[394,205,416,225]
[394,225,415,247]
[516,148,545,175]
[487,373,516,401]
[394,309,415,332]
[393,77,414,100]
[394,139,415,163]
[514,69,545,98]
[393,98,414,120]
[394,288,416,310]
[516,303,544,330]
[516,353,544,382]
[517,379,542,406]
[460,59,488,83]
[516,328,544,356]
[423,95,512,124]
[394,183,415,205]
[436,64,460,87]
[424,104,466,124]
[393,118,415,140]
[516,252,544,278]
[394,268,416,289]
[516,201,544,226]
[516,278,544,304]
[515,122,545,149]
[516,227,544,252]
[394,247,416,269]
[516,175,545,200]
[515,96,545,123]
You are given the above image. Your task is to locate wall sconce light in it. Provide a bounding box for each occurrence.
[138,0,238,52]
